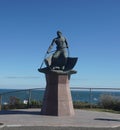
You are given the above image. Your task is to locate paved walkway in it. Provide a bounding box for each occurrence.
[0,109,120,130]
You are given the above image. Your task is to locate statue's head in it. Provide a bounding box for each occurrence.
[57,31,62,36]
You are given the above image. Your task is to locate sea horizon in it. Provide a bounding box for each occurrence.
[0,88,120,105]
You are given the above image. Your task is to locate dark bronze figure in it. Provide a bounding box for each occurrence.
[45,31,69,70]
[38,31,78,72]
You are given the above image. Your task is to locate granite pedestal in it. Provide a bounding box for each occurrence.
[39,68,77,116]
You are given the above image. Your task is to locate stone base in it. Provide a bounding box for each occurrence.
[40,70,75,116]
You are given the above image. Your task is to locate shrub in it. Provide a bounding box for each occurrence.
[99,94,120,111]
[73,101,97,109]
[29,100,42,108]
[3,96,27,110]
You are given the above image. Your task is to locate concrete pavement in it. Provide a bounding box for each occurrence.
[0,109,120,130]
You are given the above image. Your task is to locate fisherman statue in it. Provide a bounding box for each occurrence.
[38,31,77,72]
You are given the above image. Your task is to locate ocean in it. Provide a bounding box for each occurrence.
[0,88,120,105]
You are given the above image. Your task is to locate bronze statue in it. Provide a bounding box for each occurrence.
[38,31,78,72]
[45,31,69,70]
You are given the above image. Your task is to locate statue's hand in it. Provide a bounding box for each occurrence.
[47,51,49,54]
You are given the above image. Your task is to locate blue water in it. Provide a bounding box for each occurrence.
[0,89,120,104]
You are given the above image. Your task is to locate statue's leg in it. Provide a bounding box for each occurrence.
[51,50,67,70]
[52,51,60,58]
[51,51,61,69]
[60,50,67,70]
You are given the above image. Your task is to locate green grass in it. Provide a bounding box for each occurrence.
[82,108,120,114]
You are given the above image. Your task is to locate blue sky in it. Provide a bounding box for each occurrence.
[0,0,120,89]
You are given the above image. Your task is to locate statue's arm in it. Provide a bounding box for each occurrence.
[65,38,69,48]
[47,39,55,53]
